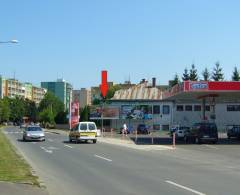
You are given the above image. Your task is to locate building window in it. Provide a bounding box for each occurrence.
[176,105,184,111]
[194,105,201,111]
[185,105,192,111]
[162,105,170,114]
[227,105,240,111]
[153,105,160,114]
[153,124,160,130]
[162,125,170,131]
[205,105,210,111]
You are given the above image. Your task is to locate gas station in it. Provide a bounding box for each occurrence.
[163,81,240,130]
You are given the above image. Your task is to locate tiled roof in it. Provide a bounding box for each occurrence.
[112,83,163,100]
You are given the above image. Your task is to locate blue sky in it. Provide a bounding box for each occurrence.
[1,0,240,88]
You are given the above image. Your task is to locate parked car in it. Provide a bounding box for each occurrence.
[69,122,97,144]
[227,125,240,139]
[184,122,218,144]
[23,126,45,141]
[170,126,190,140]
[137,124,150,134]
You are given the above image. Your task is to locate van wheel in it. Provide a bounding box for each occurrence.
[93,140,97,144]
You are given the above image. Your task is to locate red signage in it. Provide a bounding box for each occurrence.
[70,102,79,128]
[100,70,108,98]
[184,81,240,92]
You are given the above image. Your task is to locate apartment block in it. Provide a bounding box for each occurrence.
[73,88,91,109]
[0,75,47,104]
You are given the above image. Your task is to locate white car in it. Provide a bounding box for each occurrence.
[23,126,45,141]
[170,126,190,139]
[69,122,97,143]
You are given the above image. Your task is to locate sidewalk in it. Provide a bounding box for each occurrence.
[0,182,48,195]
[98,136,174,150]
[45,129,174,151]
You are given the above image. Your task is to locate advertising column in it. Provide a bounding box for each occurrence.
[70,101,80,129]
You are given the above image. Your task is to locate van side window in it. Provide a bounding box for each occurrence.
[80,124,88,130]
[88,124,96,130]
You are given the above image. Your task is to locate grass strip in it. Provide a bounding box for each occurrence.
[0,128,39,186]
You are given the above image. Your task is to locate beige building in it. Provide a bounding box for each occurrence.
[0,76,46,104]
[6,79,25,98]
[73,88,91,108]
[32,86,47,105]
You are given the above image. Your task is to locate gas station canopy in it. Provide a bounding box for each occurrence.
[163,81,240,102]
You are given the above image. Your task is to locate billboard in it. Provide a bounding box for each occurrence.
[90,106,120,119]
[121,105,152,120]
[70,102,79,128]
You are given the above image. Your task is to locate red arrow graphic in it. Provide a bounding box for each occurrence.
[100,70,108,98]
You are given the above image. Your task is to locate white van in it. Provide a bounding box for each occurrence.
[69,122,97,144]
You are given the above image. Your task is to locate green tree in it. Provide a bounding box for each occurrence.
[39,108,55,127]
[106,85,121,100]
[80,106,90,122]
[93,84,122,105]
[39,92,64,118]
[182,68,190,81]
[92,98,101,105]
[232,66,240,81]
[24,99,38,122]
[55,111,68,124]
[170,74,180,87]
[189,64,198,81]
[202,68,210,81]
[9,97,25,122]
[0,97,10,122]
[212,62,224,81]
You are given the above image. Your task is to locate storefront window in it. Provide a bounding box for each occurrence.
[163,105,170,114]
[153,105,160,114]
[227,105,240,111]
[185,105,192,111]
[153,124,160,130]
[194,105,201,111]
[205,105,210,111]
[176,105,184,111]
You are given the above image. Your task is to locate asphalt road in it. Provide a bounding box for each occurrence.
[3,126,240,195]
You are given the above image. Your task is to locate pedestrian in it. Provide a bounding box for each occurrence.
[122,123,128,136]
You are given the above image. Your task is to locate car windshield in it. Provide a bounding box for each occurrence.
[88,124,96,130]
[80,124,88,131]
[27,127,42,131]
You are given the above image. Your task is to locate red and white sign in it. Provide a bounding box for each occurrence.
[184,81,240,92]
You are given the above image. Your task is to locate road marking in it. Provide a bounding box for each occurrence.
[40,146,53,154]
[94,154,112,162]
[204,144,218,149]
[64,144,73,149]
[48,139,54,142]
[165,180,206,195]
[48,146,59,150]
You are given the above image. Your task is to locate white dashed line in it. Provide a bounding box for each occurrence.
[94,154,112,162]
[165,180,206,195]
[64,144,73,149]
[204,144,218,149]
[40,146,53,154]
